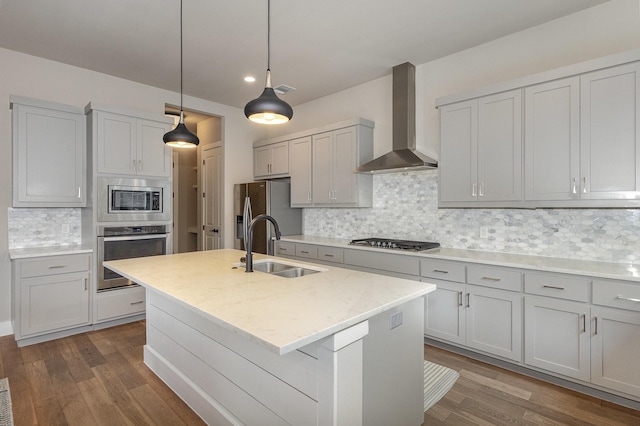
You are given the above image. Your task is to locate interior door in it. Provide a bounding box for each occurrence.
[202,145,223,250]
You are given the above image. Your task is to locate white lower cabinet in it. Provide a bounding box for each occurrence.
[12,253,92,345]
[95,286,146,323]
[524,296,590,381]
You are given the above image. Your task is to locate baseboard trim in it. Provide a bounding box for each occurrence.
[0,321,13,337]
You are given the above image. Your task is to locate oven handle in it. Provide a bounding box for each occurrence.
[103,233,168,242]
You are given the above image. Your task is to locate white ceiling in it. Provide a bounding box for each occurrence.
[0,0,606,110]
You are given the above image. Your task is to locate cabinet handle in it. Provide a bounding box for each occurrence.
[138,160,143,171]
[466,292,470,308]
[478,182,484,197]
[543,285,565,290]
[308,192,312,201]
[300,250,310,254]
[433,269,449,274]
[616,295,640,303]
[481,276,501,282]
[472,183,477,197]
[78,187,81,198]
[279,247,288,252]
[130,300,144,305]
[594,316,598,335]
[132,159,137,171]
[324,253,335,257]
[48,265,66,269]
[571,178,577,194]
[582,177,587,194]
[84,278,88,291]
[458,291,463,307]
[581,313,586,333]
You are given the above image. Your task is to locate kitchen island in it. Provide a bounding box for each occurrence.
[105,249,436,425]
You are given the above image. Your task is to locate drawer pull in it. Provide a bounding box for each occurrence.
[323,253,335,257]
[543,285,565,290]
[48,265,67,269]
[130,300,144,305]
[482,276,501,282]
[280,247,288,251]
[616,295,640,303]
[300,250,310,254]
[433,269,449,274]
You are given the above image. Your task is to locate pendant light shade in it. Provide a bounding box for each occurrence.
[244,0,293,124]
[163,0,199,148]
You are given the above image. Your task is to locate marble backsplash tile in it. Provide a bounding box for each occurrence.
[8,207,81,248]
[303,170,640,263]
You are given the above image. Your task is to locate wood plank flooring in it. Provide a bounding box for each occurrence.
[1,321,639,425]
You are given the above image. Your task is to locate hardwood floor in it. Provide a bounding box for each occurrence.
[1,321,639,425]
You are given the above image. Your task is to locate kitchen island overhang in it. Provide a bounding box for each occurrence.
[105,249,436,425]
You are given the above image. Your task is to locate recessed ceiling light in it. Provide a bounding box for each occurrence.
[244,76,256,83]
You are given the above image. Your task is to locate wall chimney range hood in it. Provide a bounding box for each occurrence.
[356,62,437,173]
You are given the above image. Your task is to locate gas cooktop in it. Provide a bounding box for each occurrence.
[349,238,440,252]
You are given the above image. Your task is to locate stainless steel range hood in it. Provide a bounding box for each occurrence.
[356,62,437,173]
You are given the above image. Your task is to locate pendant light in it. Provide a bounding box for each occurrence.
[163,0,199,148]
[244,0,293,124]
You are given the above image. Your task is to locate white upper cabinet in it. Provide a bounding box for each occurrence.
[290,136,313,206]
[254,141,289,179]
[439,89,522,206]
[580,62,640,200]
[439,52,640,208]
[11,96,86,207]
[524,77,580,201]
[90,106,172,178]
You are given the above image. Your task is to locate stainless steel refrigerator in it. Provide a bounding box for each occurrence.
[233,181,302,255]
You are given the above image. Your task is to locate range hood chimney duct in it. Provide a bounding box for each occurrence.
[355,62,438,173]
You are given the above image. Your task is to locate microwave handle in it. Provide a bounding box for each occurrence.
[103,234,168,242]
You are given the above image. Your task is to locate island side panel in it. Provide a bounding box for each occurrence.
[143,289,318,425]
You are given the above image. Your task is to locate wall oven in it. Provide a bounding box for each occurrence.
[97,225,168,291]
[97,177,171,222]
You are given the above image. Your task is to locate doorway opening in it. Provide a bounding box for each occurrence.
[165,105,222,254]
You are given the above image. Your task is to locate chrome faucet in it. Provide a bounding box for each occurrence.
[245,214,281,272]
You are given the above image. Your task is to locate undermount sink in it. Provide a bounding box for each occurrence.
[240,259,325,278]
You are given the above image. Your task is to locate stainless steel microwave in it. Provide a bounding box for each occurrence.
[97,177,171,222]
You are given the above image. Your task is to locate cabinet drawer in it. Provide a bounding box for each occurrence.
[18,253,91,278]
[467,265,521,292]
[96,286,146,322]
[420,259,465,282]
[317,246,344,264]
[295,244,318,260]
[276,241,296,257]
[524,272,589,302]
[345,250,419,276]
[593,280,640,312]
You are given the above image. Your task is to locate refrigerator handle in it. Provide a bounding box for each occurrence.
[243,196,253,244]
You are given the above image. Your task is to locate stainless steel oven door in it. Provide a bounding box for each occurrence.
[97,233,167,291]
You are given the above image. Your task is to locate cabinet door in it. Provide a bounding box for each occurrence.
[254,145,272,178]
[312,132,333,204]
[270,141,289,176]
[591,306,640,398]
[332,127,358,204]
[20,272,90,337]
[290,137,313,206]
[424,280,465,345]
[524,296,590,381]
[439,99,478,203]
[13,104,85,207]
[580,62,640,200]
[466,285,522,362]
[96,111,137,174]
[137,119,172,177]
[524,77,580,201]
[477,89,522,201]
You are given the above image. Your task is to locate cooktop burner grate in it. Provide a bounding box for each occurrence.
[349,238,440,251]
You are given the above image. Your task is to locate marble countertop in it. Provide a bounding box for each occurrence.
[280,235,640,282]
[9,244,93,260]
[104,249,435,355]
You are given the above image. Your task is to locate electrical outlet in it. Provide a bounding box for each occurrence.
[389,311,403,330]
[480,227,488,238]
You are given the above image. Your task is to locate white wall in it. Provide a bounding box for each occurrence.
[0,47,260,332]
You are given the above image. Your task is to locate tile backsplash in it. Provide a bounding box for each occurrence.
[303,170,640,264]
[8,207,82,248]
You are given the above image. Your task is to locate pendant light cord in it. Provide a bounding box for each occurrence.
[180,0,184,112]
[267,0,270,71]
